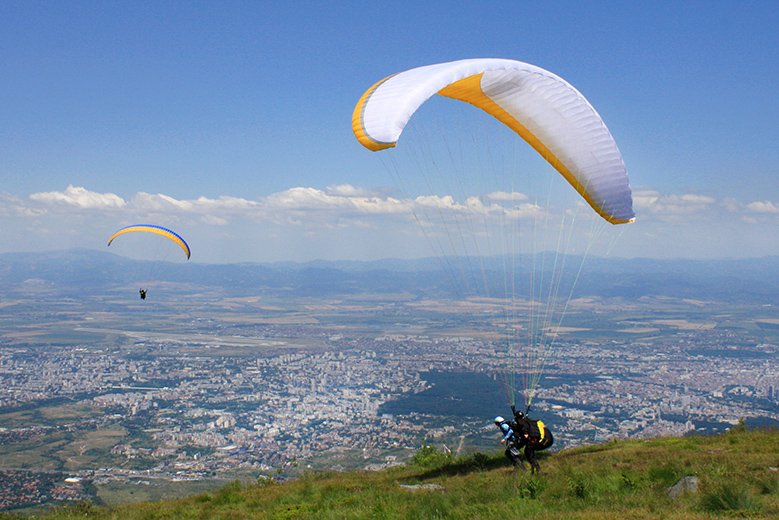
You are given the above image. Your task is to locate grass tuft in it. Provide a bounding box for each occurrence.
[518,476,543,500]
[700,482,763,514]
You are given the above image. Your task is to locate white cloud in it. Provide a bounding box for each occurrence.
[30,185,126,209]
[265,187,349,210]
[132,192,257,213]
[632,189,715,216]
[632,189,660,208]
[264,186,409,215]
[465,196,487,212]
[680,194,715,204]
[11,185,554,231]
[263,188,542,221]
[132,192,193,211]
[194,196,258,210]
[745,201,779,214]
[0,193,47,217]
[351,196,408,214]
[506,202,544,219]
[414,194,462,210]
[486,191,528,202]
[325,184,377,197]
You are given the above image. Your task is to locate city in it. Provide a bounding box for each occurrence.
[1,285,777,510]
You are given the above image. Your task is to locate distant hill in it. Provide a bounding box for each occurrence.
[7,427,777,519]
[2,249,779,304]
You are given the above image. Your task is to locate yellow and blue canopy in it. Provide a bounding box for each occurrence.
[107,224,191,259]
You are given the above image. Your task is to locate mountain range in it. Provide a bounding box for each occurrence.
[2,249,779,304]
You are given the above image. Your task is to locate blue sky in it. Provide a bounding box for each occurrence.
[1,1,778,262]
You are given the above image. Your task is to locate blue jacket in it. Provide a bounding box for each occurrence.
[498,421,516,442]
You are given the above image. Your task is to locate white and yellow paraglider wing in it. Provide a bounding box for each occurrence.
[352,58,635,224]
[107,224,191,260]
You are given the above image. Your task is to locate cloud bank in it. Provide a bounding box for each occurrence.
[2,184,777,261]
[19,184,550,225]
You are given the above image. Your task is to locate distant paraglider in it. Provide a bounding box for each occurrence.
[107,224,191,300]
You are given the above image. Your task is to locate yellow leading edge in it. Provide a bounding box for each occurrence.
[437,74,631,225]
[107,224,191,260]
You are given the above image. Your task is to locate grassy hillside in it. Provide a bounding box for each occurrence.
[8,426,779,519]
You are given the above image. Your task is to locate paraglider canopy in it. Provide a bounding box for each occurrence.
[352,58,635,225]
[107,224,191,260]
[352,58,636,411]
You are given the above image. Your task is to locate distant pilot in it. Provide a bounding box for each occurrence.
[139,288,147,300]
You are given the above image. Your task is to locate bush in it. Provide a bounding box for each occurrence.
[468,452,490,470]
[412,445,452,468]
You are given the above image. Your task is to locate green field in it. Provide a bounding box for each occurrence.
[0,421,127,471]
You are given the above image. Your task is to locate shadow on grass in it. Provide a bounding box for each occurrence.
[554,441,621,459]
[410,451,547,481]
